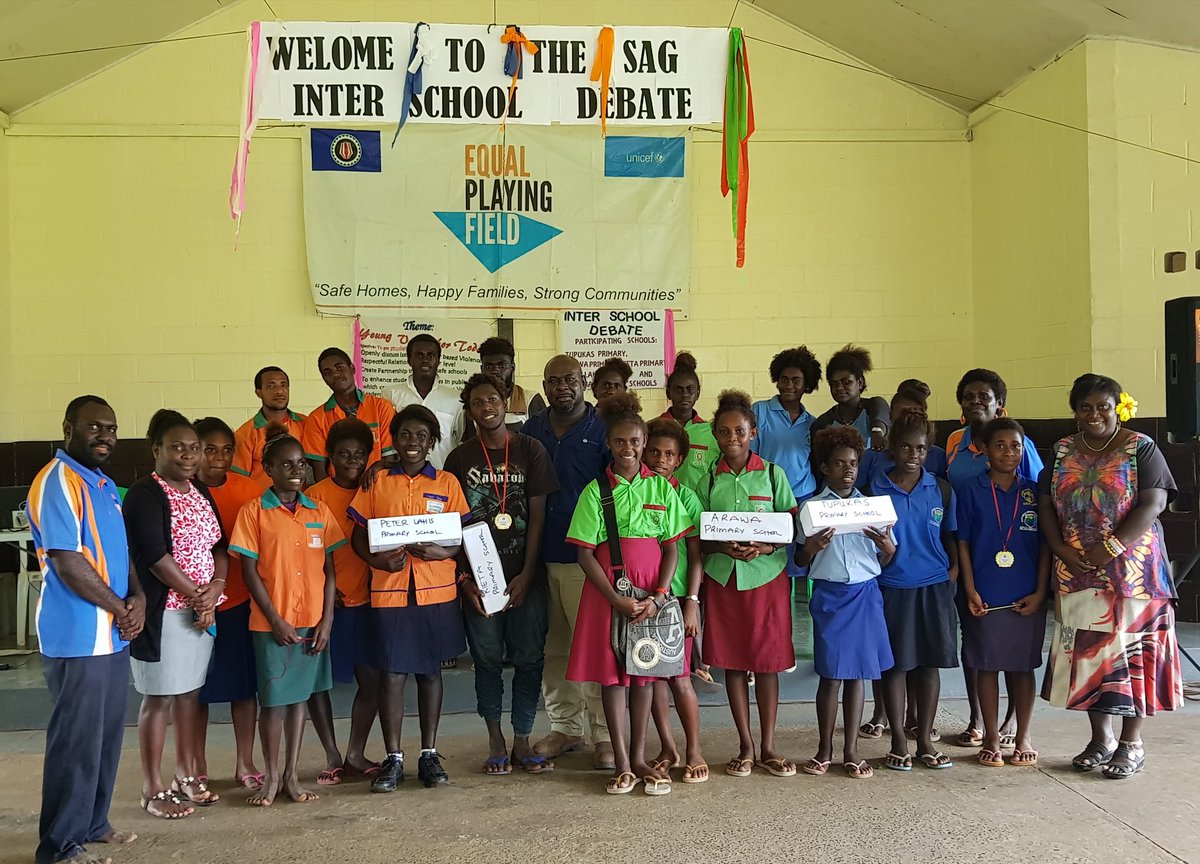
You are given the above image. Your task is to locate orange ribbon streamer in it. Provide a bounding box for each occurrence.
[500,25,538,129]
[721,28,755,268]
[590,27,614,137]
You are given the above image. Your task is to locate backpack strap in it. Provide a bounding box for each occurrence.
[596,470,625,581]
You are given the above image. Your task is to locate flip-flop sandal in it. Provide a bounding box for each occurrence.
[1072,741,1117,771]
[692,667,717,685]
[317,767,345,786]
[482,756,512,776]
[141,790,193,819]
[977,749,1005,768]
[844,760,873,779]
[858,722,886,739]
[516,755,554,775]
[642,776,672,796]
[1101,741,1145,780]
[171,776,219,805]
[884,752,912,772]
[1009,749,1039,767]
[343,761,382,779]
[918,752,954,770]
[725,757,753,778]
[755,758,797,777]
[682,764,709,784]
[957,728,984,747]
[236,772,265,790]
[801,758,830,776]
[905,726,942,743]
[605,772,641,795]
[650,757,680,774]
[999,733,1016,748]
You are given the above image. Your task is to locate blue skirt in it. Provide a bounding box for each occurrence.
[199,601,257,705]
[810,579,894,680]
[372,599,465,677]
[330,604,373,684]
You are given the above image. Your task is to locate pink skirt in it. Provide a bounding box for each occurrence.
[702,572,795,673]
[567,537,681,687]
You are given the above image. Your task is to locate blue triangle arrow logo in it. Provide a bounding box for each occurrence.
[434,211,562,273]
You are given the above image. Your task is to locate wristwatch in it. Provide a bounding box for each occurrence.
[684,594,700,604]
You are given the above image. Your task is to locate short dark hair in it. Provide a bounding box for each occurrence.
[891,386,929,413]
[478,337,515,358]
[712,389,756,429]
[262,432,301,466]
[406,333,441,360]
[460,373,503,406]
[825,344,873,385]
[146,409,193,445]
[897,378,931,399]
[596,356,633,384]
[769,346,821,393]
[645,416,690,453]
[980,416,1025,445]
[813,426,866,466]
[955,368,1008,407]
[888,410,934,458]
[391,404,441,443]
[326,417,374,455]
[64,395,110,425]
[318,346,352,367]
[194,416,235,442]
[1068,373,1123,411]
[598,392,645,434]
[254,365,287,390]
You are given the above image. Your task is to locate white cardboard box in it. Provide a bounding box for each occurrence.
[798,495,897,536]
[367,513,462,553]
[700,511,795,544]
[461,523,509,615]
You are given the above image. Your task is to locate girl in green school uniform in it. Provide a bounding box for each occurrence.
[662,352,719,492]
[700,390,800,779]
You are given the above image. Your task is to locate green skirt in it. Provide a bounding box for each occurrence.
[252,628,332,708]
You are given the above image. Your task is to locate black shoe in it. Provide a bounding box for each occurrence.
[418,751,449,787]
[371,754,404,793]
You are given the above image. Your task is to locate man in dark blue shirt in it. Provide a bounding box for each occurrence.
[522,355,613,769]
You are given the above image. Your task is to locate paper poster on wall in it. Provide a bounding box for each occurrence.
[558,309,672,388]
[255,22,727,126]
[353,317,494,394]
[305,125,691,317]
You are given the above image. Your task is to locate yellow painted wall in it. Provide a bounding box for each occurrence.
[968,44,1092,419]
[2,0,973,439]
[0,130,11,441]
[1085,40,1200,416]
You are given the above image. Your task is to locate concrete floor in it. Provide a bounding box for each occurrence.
[1,697,1197,864]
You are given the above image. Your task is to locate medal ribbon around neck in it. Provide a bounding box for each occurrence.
[480,433,511,530]
[990,478,1021,567]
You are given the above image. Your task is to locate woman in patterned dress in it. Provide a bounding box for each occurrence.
[1039,375,1183,779]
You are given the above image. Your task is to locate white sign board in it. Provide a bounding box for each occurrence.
[367,513,463,552]
[255,22,728,126]
[799,495,898,537]
[700,512,795,544]
[461,522,509,615]
[558,309,670,389]
[353,317,493,393]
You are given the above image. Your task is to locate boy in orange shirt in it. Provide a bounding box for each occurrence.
[303,348,396,481]
[232,367,306,487]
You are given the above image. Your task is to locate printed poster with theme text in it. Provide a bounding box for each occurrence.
[302,124,692,317]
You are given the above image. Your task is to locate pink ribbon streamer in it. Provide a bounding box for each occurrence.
[663,308,676,379]
[353,317,365,390]
[229,21,264,234]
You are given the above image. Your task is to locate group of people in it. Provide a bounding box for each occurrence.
[24,335,1186,864]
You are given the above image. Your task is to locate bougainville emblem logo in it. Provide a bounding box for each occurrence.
[330,133,363,168]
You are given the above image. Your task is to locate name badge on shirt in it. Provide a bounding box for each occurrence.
[424,492,447,514]
[308,534,324,549]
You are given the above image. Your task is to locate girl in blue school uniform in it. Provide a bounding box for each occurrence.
[811,345,892,451]
[797,427,894,779]
[869,411,959,771]
[751,346,821,577]
[955,418,1048,768]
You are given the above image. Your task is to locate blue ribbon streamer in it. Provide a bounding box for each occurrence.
[392,23,426,147]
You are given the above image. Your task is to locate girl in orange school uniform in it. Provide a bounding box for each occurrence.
[566,394,692,796]
[230,434,344,806]
[305,418,382,785]
[349,406,471,793]
[194,417,265,791]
